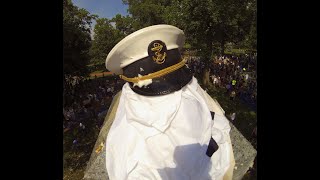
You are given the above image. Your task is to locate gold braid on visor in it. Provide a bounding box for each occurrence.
[119,59,187,83]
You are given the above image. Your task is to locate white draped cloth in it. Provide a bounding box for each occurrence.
[106,77,234,180]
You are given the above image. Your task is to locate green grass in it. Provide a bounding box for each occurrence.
[86,73,113,80]
[183,43,192,49]
[86,63,95,67]
[90,70,104,74]
[87,62,105,67]
[224,48,257,55]
[206,86,257,144]
[224,48,247,55]
[63,128,99,180]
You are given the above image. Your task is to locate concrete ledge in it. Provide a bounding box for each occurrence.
[83,92,257,180]
[229,123,257,180]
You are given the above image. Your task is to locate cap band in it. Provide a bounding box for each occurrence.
[119,59,187,83]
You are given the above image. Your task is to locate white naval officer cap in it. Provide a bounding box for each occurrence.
[105,24,185,75]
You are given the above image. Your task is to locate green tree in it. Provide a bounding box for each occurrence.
[166,0,256,54]
[124,0,256,54]
[123,0,173,29]
[63,0,96,76]
[243,1,257,50]
[165,0,256,86]
[89,18,124,65]
[111,14,135,35]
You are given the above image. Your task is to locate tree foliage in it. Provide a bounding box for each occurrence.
[89,18,124,65]
[166,0,256,56]
[63,0,97,76]
[111,14,135,35]
[122,0,173,29]
[123,0,256,56]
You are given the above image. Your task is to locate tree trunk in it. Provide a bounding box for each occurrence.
[220,39,225,55]
[202,68,210,87]
[202,40,213,87]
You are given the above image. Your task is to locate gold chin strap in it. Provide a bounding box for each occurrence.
[119,59,187,83]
